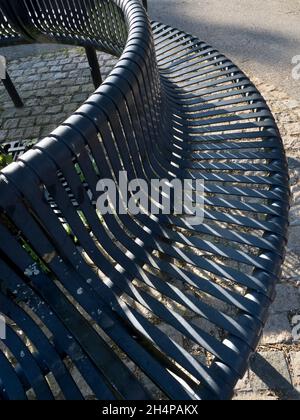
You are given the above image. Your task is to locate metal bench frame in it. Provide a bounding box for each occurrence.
[0,0,290,400]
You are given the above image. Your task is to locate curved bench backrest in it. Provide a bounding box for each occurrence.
[0,0,290,400]
[0,1,199,399]
[0,0,167,304]
[0,0,166,184]
[0,3,24,45]
[0,0,134,55]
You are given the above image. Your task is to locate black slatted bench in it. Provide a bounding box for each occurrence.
[0,0,290,400]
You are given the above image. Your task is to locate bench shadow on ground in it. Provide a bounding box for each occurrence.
[150,3,300,101]
[150,5,298,68]
[250,353,300,400]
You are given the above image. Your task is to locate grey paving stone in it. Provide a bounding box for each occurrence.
[24,126,41,138]
[288,226,300,253]
[63,103,79,114]
[47,105,63,114]
[290,352,300,386]
[72,93,90,103]
[3,119,19,130]
[249,352,292,393]
[6,128,25,140]
[0,130,8,141]
[270,284,300,314]
[261,313,293,345]
[35,115,52,126]
[19,117,36,128]
[234,371,252,392]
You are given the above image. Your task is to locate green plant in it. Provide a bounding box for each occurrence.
[0,146,13,170]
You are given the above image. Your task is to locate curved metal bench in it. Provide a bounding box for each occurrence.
[0,0,290,400]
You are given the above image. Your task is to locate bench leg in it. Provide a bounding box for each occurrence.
[2,72,23,108]
[85,46,102,89]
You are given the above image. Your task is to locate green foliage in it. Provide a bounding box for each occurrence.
[0,146,13,170]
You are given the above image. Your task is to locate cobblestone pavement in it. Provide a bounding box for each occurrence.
[233,77,300,400]
[0,48,117,144]
[0,48,300,400]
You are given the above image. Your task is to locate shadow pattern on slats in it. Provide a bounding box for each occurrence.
[0,0,290,400]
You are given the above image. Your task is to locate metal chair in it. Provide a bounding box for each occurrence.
[0,0,290,400]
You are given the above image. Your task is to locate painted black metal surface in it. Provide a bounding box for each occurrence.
[0,0,290,400]
[1,71,23,107]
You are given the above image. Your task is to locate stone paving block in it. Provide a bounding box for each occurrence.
[261,313,293,345]
[3,119,18,130]
[19,117,36,128]
[26,98,41,107]
[53,72,68,80]
[287,226,300,253]
[249,352,292,393]
[63,104,79,114]
[78,62,90,69]
[40,125,58,137]
[290,352,300,386]
[50,65,62,72]
[24,127,41,139]
[47,105,63,114]
[234,370,252,392]
[66,85,81,94]
[0,130,8,141]
[270,284,300,314]
[37,67,48,74]
[31,107,47,118]
[6,128,25,140]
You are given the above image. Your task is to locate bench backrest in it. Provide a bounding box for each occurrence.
[0,0,166,297]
